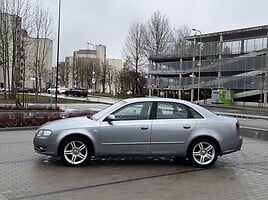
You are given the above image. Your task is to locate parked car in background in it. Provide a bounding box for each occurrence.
[0,88,4,92]
[34,97,242,168]
[87,89,93,94]
[47,86,68,94]
[17,87,35,93]
[65,88,88,97]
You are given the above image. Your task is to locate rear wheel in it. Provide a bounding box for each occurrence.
[60,137,91,167]
[188,139,218,168]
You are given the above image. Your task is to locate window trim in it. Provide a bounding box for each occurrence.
[154,101,204,120]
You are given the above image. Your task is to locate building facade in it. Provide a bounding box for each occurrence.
[0,12,53,92]
[24,37,53,91]
[61,45,123,94]
[148,25,268,106]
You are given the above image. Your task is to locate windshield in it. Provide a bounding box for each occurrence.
[91,100,126,121]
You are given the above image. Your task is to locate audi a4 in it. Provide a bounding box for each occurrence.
[34,97,242,168]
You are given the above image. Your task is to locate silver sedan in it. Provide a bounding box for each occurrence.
[33,97,242,168]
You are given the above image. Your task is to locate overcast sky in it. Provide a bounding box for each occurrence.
[37,0,268,64]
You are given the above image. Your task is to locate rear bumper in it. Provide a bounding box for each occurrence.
[221,136,243,155]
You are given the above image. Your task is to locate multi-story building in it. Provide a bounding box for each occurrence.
[107,58,123,94]
[24,37,53,91]
[148,25,268,106]
[0,12,53,92]
[0,13,24,90]
[68,44,123,94]
[72,45,105,91]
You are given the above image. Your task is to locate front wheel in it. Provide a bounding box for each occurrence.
[188,139,218,168]
[60,137,91,167]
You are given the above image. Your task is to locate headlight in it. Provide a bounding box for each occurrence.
[36,129,53,137]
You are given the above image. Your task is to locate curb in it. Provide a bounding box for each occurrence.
[214,111,268,120]
[0,126,38,132]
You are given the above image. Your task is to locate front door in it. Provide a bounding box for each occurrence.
[99,102,152,155]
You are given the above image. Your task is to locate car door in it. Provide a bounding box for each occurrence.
[151,102,200,155]
[99,102,153,155]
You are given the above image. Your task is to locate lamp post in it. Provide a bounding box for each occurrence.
[55,0,62,107]
[192,28,202,103]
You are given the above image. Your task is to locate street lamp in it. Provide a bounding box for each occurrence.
[87,42,95,50]
[55,0,62,107]
[192,28,202,103]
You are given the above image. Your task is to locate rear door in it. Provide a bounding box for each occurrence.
[151,102,200,155]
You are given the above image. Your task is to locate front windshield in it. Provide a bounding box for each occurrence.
[91,100,126,121]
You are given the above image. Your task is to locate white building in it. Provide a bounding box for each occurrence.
[107,58,123,94]
[0,12,53,92]
[24,37,53,90]
[61,45,123,94]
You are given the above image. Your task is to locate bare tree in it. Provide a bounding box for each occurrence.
[119,67,146,94]
[106,65,115,94]
[172,24,191,54]
[73,57,100,91]
[31,1,53,94]
[0,0,32,99]
[100,62,108,93]
[122,22,146,94]
[145,11,173,56]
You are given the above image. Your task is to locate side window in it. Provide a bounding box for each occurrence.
[112,102,152,121]
[156,102,204,119]
[187,107,203,119]
[157,102,175,119]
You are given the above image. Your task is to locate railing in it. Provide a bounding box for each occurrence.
[148,75,268,90]
[149,55,268,74]
[150,37,268,58]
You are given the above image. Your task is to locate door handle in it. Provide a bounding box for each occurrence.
[183,125,191,129]
[141,127,149,130]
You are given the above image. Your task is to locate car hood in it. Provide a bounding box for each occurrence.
[38,116,98,131]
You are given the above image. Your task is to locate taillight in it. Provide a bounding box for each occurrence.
[236,121,240,130]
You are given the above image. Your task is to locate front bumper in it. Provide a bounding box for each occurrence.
[33,137,58,157]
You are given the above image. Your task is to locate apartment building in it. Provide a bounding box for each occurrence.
[148,25,268,106]
[24,37,53,90]
[107,58,123,94]
[59,45,123,94]
[0,13,53,92]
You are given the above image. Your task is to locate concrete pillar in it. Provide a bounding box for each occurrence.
[191,39,196,102]
[218,35,223,89]
[219,34,223,59]
[191,88,194,102]
[241,39,245,54]
[264,72,268,105]
[179,58,183,99]
[265,30,268,106]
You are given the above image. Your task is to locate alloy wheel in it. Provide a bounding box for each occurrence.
[63,139,88,166]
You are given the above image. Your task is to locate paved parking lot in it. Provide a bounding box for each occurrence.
[0,129,268,200]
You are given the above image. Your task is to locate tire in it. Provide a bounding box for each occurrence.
[188,138,218,168]
[60,137,91,167]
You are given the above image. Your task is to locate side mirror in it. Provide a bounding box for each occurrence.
[106,114,115,125]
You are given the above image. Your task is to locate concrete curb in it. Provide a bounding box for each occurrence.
[0,126,38,132]
[214,111,268,120]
